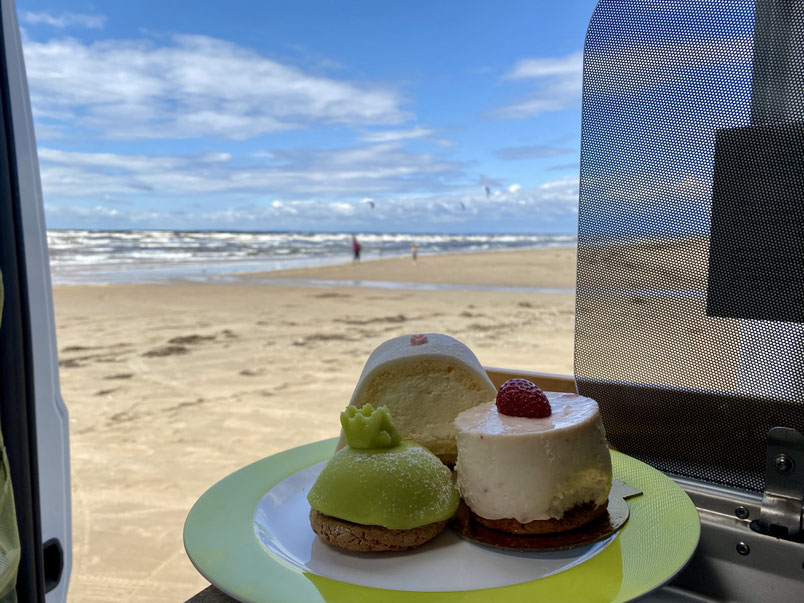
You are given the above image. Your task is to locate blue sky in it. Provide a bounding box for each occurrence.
[18,0,599,233]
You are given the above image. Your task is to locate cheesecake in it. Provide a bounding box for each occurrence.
[454,384,612,534]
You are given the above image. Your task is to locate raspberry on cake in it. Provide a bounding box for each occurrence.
[307,404,460,552]
[496,378,552,418]
[337,333,498,465]
[454,380,613,535]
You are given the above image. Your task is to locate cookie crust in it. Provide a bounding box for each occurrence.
[472,500,608,535]
[309,509,448,552]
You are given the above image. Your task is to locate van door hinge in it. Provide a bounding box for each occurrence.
[750,427,804,541]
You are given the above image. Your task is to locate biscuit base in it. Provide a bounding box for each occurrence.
[472,500,608,535]
[309,509,448,552]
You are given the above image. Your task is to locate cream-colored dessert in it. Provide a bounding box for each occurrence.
[455,392,612,527]
[338,333,497,464]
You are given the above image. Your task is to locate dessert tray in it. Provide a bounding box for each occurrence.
[184,437,700,602]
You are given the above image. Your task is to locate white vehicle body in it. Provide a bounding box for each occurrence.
[0,1,71,600]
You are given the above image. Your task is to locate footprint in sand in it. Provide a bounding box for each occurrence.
[335,314,407,325]
[467,323,499,332]
[168,334,216,345]
[61,345,94,352]
[143,345,189,357]
[104,373,133,380]
[59,358,85,368]
[96,356,125,364]
[239,368,266,377]
[293,333,353,346]
[108,411,137,423]
[163,398,205,412]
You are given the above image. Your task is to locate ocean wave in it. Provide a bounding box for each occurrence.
[47,229,576,284]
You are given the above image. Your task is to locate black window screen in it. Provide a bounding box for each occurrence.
[575,0,804,492]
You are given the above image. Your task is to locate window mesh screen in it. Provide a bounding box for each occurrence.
[575,0,804,492]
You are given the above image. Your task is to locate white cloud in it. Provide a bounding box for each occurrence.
[22,11,106,29]
[539,177,578,192]
[32,122,66,139]
[497,145,573,160]
[230,177,580,226]
[491,51,583,119]
[44,177,579,230]
[39,137,578,229]
[505,52,583,79]
[360,127,435,143]
[36,142,465,199]
[23,34,410,140]
[44,204,119,218]
[492,34,752,120]
[584,36,752,95]
[603,174,712,204]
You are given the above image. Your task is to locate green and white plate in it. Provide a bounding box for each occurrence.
[184,438,700,602]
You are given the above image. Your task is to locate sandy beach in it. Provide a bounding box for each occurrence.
[53,247,577,602]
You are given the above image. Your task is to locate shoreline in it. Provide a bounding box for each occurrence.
[49,245,578,287]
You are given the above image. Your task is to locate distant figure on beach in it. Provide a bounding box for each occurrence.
[411,243,418,263]
[352,235,362,261]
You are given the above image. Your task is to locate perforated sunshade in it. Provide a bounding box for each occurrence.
[575,0,804,492]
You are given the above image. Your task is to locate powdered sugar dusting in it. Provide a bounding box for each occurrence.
[342,446,455,521]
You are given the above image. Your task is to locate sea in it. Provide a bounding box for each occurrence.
[47,230,577,286]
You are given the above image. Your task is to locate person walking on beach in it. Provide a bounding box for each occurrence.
[352,235,362,261]
[411,243,418,263]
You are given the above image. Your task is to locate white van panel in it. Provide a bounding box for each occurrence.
[2,1,72,600]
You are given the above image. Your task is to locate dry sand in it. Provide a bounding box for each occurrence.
[53,247,577,602]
